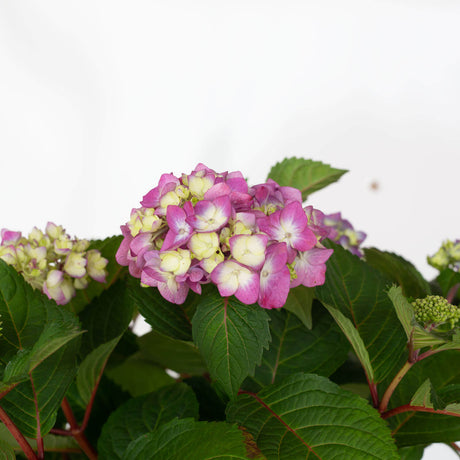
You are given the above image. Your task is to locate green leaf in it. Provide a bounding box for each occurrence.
[137,330,206,375]
[0,423,80,455]
[106,352,174,397]
[183,376,227,422]
[0,441,15,460]
[364,248,431,298]
[322,304,375,382]
[410,379,447,411]
[316,242,407,383]
[67,235,127,313]
[398,446,425,460]
[0,261,81,438]
[387,351,460,446]
[124,418,247,460]
[78,280,133,357]
[192,294,271,399]
[437,268,460,298]
[98,383,199,460]
[243,306,349,392]
[387,285,415,341]
[227,372,399,459]
[66,374,130,448]
[76,336,121,404]
[267,157,347,200]
[282,286,314,329]
[127,278,193,341]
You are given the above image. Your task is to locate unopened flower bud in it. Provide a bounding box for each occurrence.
[412,295,460,329]
[43,270,75,305]
[86,249,108,282]
[189,232,219,260]
[160,249,191,276]
[45,222,65,240]
[63,252,87,278]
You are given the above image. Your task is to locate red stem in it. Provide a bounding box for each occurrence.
[0,406,37,460]
[447,283,460,304]
[80,373,102,432]
[382,404,460,420]
[61,398,98,460]
[30,375,44,460]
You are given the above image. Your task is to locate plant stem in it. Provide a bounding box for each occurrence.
[61,398,98,460]
[447,283,460,304]
[368,380,379,408]
[379,361,413,413]
[382,404,460,420]
[0,406,38,460]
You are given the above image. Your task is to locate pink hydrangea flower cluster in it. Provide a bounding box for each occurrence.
[116,164,334,308]
[323,212,366,257]
[0,223,108,305]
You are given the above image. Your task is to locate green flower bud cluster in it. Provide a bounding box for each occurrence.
[412,295,460,329]
[427,239,460,271]
[0,223,108,305]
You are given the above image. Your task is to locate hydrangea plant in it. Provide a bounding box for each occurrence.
[0,157,459,460]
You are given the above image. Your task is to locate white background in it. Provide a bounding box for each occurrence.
[1,2,460,458]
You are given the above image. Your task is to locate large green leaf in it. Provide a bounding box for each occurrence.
[364,248,431,298]
[243,306,349,392]
[386,351,460,447]
[0,423,80,455]
[76,336,121,404]
[106,352,174,397]
[322,304,375,383]
[98,383,199,460]
[267,157,347,201]
[126,278,193,341]
[436,268,460,298]
[192,294,271,399]
[398,446,425,460]
[67,235,127,313]
[0,261,81,438]
[282,286,314,329]
[227,373,399,459]
[75,280,134,417]
[124,418,247,460]
[387,286,414,341]
[78,280,133,357]
[316,242,407,383]
[183,376,227,422]
[137,330,207,375]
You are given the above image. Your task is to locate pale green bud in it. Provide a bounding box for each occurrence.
[64,252,87,278]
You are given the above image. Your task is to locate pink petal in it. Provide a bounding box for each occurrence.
[280,186,302,204]
[158,280,189,304]
[204,182,231,200]
[161,206,193,251]
[279,202,308,234]
[259,267,290,308]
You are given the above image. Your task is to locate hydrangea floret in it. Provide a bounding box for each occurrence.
[323,212,366,257]
[411,295,460,330]
[116,164,334,308]
[427,239,460,272]
[0,223,108,305]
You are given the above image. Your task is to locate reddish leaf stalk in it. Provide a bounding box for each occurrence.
[379,361,413,413]
[382,404,460,420]
[80,372,103,432]
[61,398,97,460]
[0,405,38,460]
[368,381,379,408]
[447,283,460,304]
[30,375,44,460]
